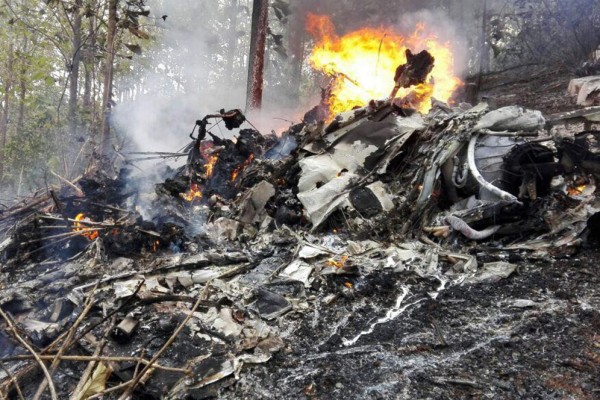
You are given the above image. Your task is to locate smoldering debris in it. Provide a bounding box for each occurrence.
[2,83,600,399]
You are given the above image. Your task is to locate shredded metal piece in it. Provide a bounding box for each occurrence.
[445,216,501,240]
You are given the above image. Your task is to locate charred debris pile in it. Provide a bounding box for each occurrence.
[2,53,600,399]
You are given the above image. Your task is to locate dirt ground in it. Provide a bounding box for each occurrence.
[221,248,600,399]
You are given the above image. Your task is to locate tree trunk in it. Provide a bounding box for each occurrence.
[83,63,92,111]
[16,61,27,138]
[245,0,269,112]
[0,43,14,181]
[100,0,117,158]
[85,0,98,138]
[68,0,83,139]
[83,0,96,111]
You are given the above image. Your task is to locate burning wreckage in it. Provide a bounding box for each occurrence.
[1,49,600,399]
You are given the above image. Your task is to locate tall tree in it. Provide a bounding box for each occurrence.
[68,0,84,139]
[246,0,269,112]
[100,0,117,158]
[83,0,99,140]
[0,43,14,181]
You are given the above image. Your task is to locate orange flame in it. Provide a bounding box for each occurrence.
[73,213,99,240]
[204,154,219,177]
[567,184,587,196]
[306,14,462,116]
[327,255,349,269]
[230,154,255,183]
[181,183,203,202]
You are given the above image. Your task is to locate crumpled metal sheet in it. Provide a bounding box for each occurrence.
[568,76,600,106]
[236,180,276,224]
[297,112,424,227]
[297,173,355,229]
[474,106,546,132]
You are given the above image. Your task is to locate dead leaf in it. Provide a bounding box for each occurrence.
[72,362,113,400]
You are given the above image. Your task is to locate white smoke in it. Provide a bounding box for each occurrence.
[113,1,468,173]
[114,0,248,157]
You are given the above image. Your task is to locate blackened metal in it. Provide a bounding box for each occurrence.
[111,315,139,344]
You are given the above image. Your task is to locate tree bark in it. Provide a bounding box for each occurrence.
[245,0,269,112]
[100,0,117,158]
[16,58,27,138]
[68,0,83,139]
[83,0,96,111]
[83,63,92,111]
[0,43,15,181]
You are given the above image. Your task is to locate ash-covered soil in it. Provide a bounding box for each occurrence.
[222,248,600,399]
[481,67,575,116]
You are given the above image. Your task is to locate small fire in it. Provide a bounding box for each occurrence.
[567,184,587,196]
[230,154,255,183]
[327,255,349,269]
[204,154,219,177]
[306,14,462,116]
[181,183,203,202]
[73,213,99,240]
[151,240,160,252]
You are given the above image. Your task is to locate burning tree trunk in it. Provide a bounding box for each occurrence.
[100,0,117,158]
[245,0,269,112]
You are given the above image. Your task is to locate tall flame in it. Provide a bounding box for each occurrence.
[204,154,219,177]
[306,14,462,116]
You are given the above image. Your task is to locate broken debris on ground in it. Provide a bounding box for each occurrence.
[2,82,600,398]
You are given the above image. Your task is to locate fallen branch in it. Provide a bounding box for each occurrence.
[0,195,51,222]
[50,171,84,197]
[117,282,211,399]
[21,233,93,259]
[0,361,25,400]
[32,287,98,400]
[38,214,121,228]
[0,308,58,400]
[69,334,109,400]
[3,355,190,374]
[0,322,78,394]
[87,379,134,399]
[22,228,105,245]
